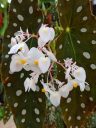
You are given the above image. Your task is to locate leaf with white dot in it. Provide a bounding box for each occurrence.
[1,0,46,128]
[56,0,96,127]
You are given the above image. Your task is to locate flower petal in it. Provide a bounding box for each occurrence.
[8,43,24,54]
[50,92,61,107]
[73,67,86,82]
[79,83,85,92]
[43,47,57,62]
[24,77,36,92]
[10,55,22,73]
[38,37,46,48]
[39,57,50,73]
[11,37,17,46]
[59,85,70,98]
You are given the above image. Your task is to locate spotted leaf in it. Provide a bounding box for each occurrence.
[56,0,96,127]
[1,0,46,128]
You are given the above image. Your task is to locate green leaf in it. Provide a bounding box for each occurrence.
[1,0,46,128]
[56,0,96,127]
[0,106,5,120]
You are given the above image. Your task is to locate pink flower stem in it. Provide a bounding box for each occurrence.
[55,61,66,70]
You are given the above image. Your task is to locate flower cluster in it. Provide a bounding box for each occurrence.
[41,58,88,107]
[8,24,88,107]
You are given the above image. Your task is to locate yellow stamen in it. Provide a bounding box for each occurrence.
[42,88,46,93]
[19,47,22,51]
[20,59,27,64]
[34,60,39,65]
[73,82,78,88]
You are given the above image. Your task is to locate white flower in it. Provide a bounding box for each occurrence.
[8,42,29,54]
[41,81,61,107]
[9,28,30,54]
[68,79,85,92]
[10,52,30,73]
[38,24,55,47]
[42,47,57,62]
[64,58,87,92]
[67,76,86,92]
[72,67,86,91]
[27,47,51,74]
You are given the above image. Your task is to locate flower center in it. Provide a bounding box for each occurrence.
[73,81,78,88]
[34,60,39,65]
[20,59,27,64]
[42,88,46,93]
[19,47,23,51]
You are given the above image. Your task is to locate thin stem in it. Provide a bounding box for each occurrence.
[24,34,38,43]
[55,61,66,70]
[47,63,54,84]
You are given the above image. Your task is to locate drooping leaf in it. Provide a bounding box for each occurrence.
[1,0,46,128]
[56,0,96,127]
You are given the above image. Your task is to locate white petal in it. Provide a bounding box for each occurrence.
[46,51,57,62]
[49,28,55,41]
[41,81,52,93]
[79,83,85,92]
[43,47,57,62]
[65,67,71,79]
[33,74,39,83]
[39,57,50,73]
[21,43,29,54]
[8,43,24,54]
[24,78,30,92]
[50,92,61,107]
[73,67,86,82]
[59,85,69,98]
[39,24,55,43]
[10,55,22,73]
[23,64,32,71]
[67,79,75,91]
[24,78,36,92]
[31,66,41,74]
[38,37,46,48]
[11,37,17,46]
[28,47,44,64]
